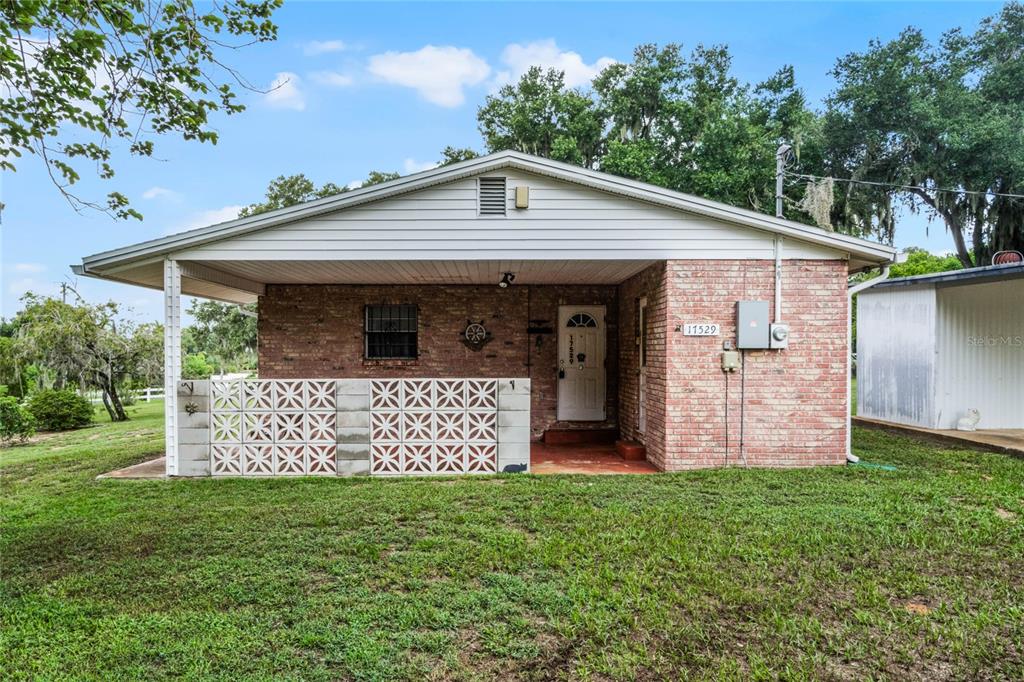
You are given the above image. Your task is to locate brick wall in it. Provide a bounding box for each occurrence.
[618,262,669,469]
[662,259,849,469]
[258,284,617,439]
[257,259,849,468]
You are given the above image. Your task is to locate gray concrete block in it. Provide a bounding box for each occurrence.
[336,379,370,396]
[176,458,210,477]
[498,442,530,468]
[497,378,531,395]
[178,444,211,461]
[336,411,369,428]
[337,443,370,460]
[336,394,370,412]
[176,395,210,412]
[337,427,370,444]
[498,393,530,411]
[178,380,209,397]
[337,458,370,476]
[498,425,530,443]
[178,411,210,430]
[178,427,211,445]
[497,410,529,427]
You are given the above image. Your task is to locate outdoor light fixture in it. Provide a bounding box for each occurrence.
[498,272,516,288]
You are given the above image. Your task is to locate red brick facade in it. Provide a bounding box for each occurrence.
[258,259,849,469]
[258,284,617,439]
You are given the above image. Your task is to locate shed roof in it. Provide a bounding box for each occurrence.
[870,262,1024,290]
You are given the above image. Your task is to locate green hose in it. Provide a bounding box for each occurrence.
[850,461,898,471]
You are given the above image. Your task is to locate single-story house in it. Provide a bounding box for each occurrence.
[75,151,896,477]
[857,261,1024,430]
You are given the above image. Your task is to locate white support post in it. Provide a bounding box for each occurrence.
[163,259,182,476]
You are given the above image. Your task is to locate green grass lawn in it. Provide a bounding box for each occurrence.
[2,402,1021,680]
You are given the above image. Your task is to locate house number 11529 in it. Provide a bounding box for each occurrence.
[683,323,720,336]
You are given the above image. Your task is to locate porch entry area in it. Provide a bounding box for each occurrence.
[164,258,663,477]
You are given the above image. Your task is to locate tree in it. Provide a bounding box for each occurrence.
[15,294,163,421]
[1,0,282,219]
[184,300,257,372]
[238,174,344,218]
[478,66,606,167]
[823,2,1024,266]
[476,45,817,215]
[362,170,401,187]
[598,44,815,213]
[438,146,480,166]
[239,167,407,219]
[888,247,963,278]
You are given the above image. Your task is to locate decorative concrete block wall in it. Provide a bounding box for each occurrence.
[176,380,211,476]
[497,378,530,472]
[336,379,370,476]
[185,378,530,477]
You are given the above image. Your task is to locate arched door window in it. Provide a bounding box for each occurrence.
[566,313,598,328]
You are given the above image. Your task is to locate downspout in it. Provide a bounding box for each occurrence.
[845,263,891,463]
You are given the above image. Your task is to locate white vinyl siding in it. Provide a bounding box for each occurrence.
[174,170,844,262]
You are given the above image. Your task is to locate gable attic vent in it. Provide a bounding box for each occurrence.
[478,177,507,216]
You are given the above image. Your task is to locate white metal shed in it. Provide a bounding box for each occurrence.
[857,263,1024,430]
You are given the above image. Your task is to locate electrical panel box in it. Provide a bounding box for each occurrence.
[736,300,770,349]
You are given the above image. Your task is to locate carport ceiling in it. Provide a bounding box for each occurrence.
[183,260,658,286]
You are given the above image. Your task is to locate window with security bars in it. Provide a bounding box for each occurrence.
[365,304,418,359]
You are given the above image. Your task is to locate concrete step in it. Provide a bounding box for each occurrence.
[615,440,647,461]
[543,428,619,445]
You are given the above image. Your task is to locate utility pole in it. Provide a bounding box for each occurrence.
[775,143,792,218]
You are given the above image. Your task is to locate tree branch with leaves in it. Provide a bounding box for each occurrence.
[0,0,282,219]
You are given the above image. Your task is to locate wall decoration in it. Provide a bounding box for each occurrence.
[461,320,493,351]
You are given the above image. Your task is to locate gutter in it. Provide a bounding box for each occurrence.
[845,263,893,463]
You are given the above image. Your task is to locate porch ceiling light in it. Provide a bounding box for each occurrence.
[499,272,516,288]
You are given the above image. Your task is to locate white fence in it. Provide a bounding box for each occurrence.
[86,387,165,404]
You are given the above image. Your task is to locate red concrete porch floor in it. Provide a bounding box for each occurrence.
[530,443,659,475]
[98,446,659,478]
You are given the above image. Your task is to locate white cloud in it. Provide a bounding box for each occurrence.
[169,205,245,235]
[403,158,438,175]
[303,40,347,56]
[12,262,46,274]
[346,180,364,190]
[142,186,178,200]
[368,45,490,107]
[264,72,306,111]
[309,70,354,88]
[494,39,616,88]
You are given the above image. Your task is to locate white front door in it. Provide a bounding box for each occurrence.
[557,305,607,421]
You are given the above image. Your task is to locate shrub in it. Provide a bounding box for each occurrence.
[25,389,94,431]
[0,396,36,443]
[183,352,215,380]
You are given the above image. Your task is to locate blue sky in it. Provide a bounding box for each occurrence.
[0,1,1003,322]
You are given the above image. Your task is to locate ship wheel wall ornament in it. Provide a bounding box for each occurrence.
[461,320,493,351]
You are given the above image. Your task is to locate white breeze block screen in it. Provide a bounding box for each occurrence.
[369,379,497,475]
[210,379,339,475]
[207,378,501,477]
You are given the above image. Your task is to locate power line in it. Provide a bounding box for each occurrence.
[784,171,1024,200]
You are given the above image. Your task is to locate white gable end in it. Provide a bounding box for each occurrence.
[174,170,844,262]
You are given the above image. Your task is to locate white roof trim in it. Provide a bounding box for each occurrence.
[80,150,896,272]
